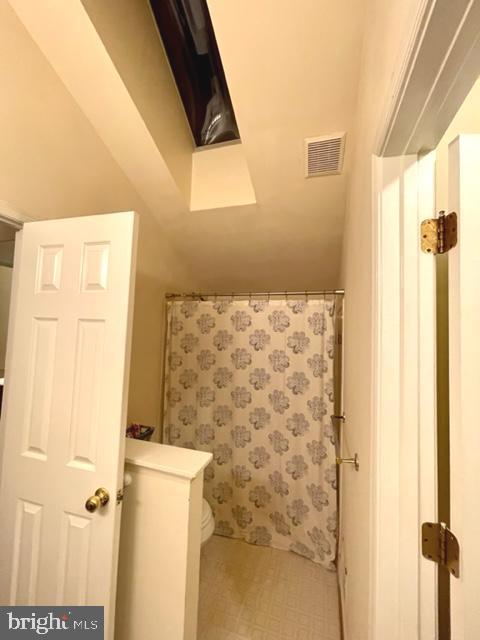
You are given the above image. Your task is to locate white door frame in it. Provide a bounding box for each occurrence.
[0,202,29,467]
[371,152,437,638]
[371,0,480,637]
[0,201,31,227]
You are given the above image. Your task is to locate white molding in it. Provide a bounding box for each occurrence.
[417,151,438,640]
[371,153,437,639]
[371,155,403,639]
[378,0,480,157]
[374,0,435,155]
[369,155,381,640]
[0,201,31,227]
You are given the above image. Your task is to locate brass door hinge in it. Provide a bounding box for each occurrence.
[421,211,457,254]
[422,522,460,578]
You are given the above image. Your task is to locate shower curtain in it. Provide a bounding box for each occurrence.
[163,296,339,568]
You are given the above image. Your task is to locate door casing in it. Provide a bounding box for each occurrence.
[370,1,480,638]
[371,152,437,638]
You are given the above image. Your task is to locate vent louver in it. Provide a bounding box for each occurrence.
[305,133,346,177]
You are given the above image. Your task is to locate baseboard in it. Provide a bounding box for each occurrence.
[337,571,347,640]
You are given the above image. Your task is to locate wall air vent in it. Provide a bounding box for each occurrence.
[305,133,346,177]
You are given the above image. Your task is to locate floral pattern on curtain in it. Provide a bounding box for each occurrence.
[163,297,338,568]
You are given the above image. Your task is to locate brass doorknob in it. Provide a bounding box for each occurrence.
[85,488,110,513]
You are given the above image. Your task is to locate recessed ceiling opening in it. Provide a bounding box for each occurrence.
[149,0,240,147]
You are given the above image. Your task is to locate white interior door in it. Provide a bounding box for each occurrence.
[0,212,138,638]
[448,134,480,638]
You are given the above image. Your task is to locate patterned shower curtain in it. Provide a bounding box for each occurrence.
[163,296,338,568]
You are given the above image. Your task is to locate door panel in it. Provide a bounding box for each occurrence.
[68,318,106,471]
[11,499,43,605]
[0,212,137,639]
[448,134,480,638]
[56,512,91,604]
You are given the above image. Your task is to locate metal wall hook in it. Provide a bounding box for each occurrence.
[336,454,359,471]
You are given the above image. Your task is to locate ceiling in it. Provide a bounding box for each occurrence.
[171,0,366,290]
[6,0,366,292]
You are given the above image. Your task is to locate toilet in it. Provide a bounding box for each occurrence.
[201,498,215,546]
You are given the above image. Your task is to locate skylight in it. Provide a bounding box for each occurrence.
[150,0,240,147]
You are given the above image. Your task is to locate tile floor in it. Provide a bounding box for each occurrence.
[197,535,341,640]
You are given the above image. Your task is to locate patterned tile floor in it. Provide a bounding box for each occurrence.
[198,535,341,640]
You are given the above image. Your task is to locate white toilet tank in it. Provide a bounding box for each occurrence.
[201,499,215,545]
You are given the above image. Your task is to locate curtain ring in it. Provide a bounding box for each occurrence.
[249,292,252,302]
[285,290,288,301]
[214,292,217,303]
[305,290,309,302]
[267,292,271,302]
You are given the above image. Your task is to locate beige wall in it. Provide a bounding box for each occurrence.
[127,215,198,434]
[0,2,197,436]
[81,0,194,203]
[190,142,256,211]
[340,1,424,638]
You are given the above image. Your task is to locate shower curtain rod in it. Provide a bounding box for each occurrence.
[165,289,344,300]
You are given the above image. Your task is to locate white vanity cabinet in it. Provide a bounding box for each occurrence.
[115,439,212,640]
